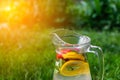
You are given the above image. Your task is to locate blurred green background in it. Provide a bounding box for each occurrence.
[0,0,120,80]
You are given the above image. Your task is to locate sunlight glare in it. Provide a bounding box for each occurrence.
[5,6,11,11]
[0,1,37,28]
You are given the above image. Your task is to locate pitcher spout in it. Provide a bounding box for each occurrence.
[52,29,91,48]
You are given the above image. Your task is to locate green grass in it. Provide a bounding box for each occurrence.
[0,25,120,80]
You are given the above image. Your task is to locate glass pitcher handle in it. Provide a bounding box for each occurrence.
[87,45,104,80]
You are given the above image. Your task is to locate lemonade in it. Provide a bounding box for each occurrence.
[53,49,92,80]
[53,72,91,80]
[52,29,104,80]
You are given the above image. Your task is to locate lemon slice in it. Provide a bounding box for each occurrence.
[62,52,85,61]
[59,60,90,76]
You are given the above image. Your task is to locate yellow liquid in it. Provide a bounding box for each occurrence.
[53,62,92,80]
[54,51,91,80]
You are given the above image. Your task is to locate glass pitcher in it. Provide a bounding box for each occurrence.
[52,29,104,80]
